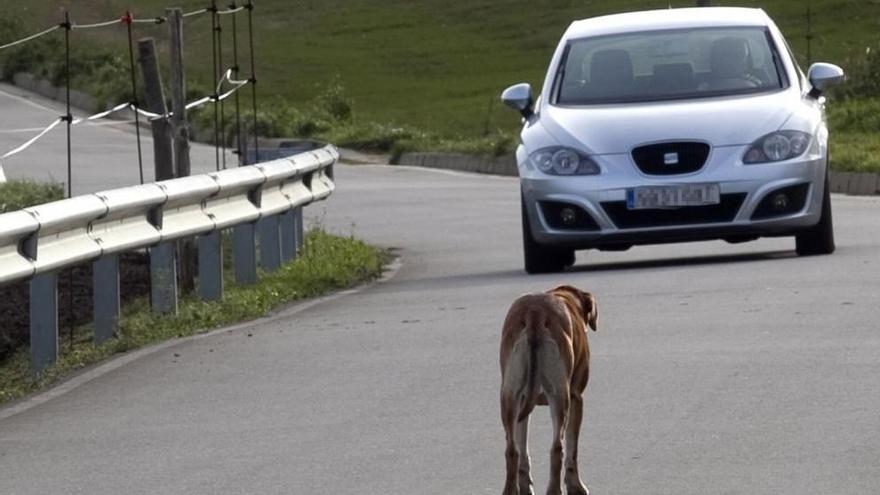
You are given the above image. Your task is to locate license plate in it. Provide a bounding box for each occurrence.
[626,184,721,210]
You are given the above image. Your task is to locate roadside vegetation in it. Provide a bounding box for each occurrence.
[0,180,64,212]
[0,0,879,169]
[0,228,388,406]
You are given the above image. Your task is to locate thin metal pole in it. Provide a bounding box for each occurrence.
[246,0,258,162]
[211,1,221,172]
[217,14,226,169]
[125,12,145,184]
[64,11,74,348]
[63,11,72,198]
[230,2,243,166]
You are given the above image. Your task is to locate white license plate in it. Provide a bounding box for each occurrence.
[626,184,721,210]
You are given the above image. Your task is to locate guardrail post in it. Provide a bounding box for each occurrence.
[280,209,297,262]
[93,255,120,343]
[295,206,304,251]
[29,272,58,375]
[258,215,281,271]
[150,242,178,314]
[198,231,223,301]
[233,224,257,285]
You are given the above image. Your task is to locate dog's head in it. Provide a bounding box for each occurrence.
[551,285,598,332]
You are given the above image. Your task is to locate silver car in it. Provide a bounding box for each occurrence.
[502,7,844,273]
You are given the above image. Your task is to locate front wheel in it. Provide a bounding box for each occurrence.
[522,195,574,274]
[795,174,835,256]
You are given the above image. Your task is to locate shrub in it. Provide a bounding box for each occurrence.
[0,180,65,213]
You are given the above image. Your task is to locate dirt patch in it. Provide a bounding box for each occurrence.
[0,252,150,362]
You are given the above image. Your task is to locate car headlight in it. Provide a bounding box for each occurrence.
[529,147,600,175]
[743,131,812,164]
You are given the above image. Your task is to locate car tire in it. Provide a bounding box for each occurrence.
[522,195,575,274]
[795,172,835,256]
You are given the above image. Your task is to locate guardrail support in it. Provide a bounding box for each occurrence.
[280,208,297,262]
[150,242,178,314]
[29,272,58,376]
[233,224,257,285]
[93,255,120,343]
[258,215,281,271]
[294,206,304,252]
[198,231,223,301]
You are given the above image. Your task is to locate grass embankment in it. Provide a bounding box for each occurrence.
[0,229,389,406]
[0,180,64,212]
[0,0,878,169]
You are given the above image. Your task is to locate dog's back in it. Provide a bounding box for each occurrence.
[499,294,573,422]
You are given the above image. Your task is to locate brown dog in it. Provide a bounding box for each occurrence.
[499,285,598,495]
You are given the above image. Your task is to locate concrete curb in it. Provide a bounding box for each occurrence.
[829,171,880,196]
[396,152,880,196]
[12,72,99,113]
[396,152,517,176]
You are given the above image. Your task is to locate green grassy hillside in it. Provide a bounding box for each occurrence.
[2,0,877,137]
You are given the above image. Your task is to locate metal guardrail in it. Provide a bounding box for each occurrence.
[0,144,338,375]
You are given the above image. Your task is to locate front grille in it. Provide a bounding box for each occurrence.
[601,193,747,229]
[631,141,710,175]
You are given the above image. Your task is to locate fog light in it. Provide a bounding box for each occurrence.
[560,207,577,226]
[772,193,789,211]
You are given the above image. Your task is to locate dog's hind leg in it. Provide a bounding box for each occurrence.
[536,340,570,495]
[515,416,535,495]
[564,394,589,495]
[544,390,569,495]
[501,391,520,495]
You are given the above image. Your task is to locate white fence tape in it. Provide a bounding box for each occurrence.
[0,70,249,176]
[0,144,338,285]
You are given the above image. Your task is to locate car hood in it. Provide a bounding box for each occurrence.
[540,92,795,155]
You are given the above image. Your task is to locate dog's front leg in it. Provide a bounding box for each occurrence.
[564,394,589,495]
[515,416,535,495]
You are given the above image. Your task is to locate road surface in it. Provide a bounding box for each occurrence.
[1,158,878,493]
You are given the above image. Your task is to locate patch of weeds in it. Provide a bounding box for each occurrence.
[0,180,64,213]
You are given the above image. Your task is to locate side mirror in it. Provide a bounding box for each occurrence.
[807,63,845,98]
[501,83,534,119]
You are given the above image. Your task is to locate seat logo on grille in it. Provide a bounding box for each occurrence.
[663,152,679,165]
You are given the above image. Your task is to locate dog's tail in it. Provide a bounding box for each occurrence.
[517,308,543,422]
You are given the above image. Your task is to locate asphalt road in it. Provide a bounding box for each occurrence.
[1,79,879,495]
[0,156,878,493]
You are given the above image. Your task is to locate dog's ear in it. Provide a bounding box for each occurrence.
[581,291,598,332]
[552,285,598,331]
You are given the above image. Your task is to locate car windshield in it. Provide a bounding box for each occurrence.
[555,26,786,105]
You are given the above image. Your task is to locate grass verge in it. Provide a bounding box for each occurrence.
[0,228,390,406]
[0,180,65,213]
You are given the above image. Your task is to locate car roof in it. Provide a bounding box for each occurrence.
[564,7,772,40]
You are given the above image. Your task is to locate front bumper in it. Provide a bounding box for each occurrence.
[520,144,826,249]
